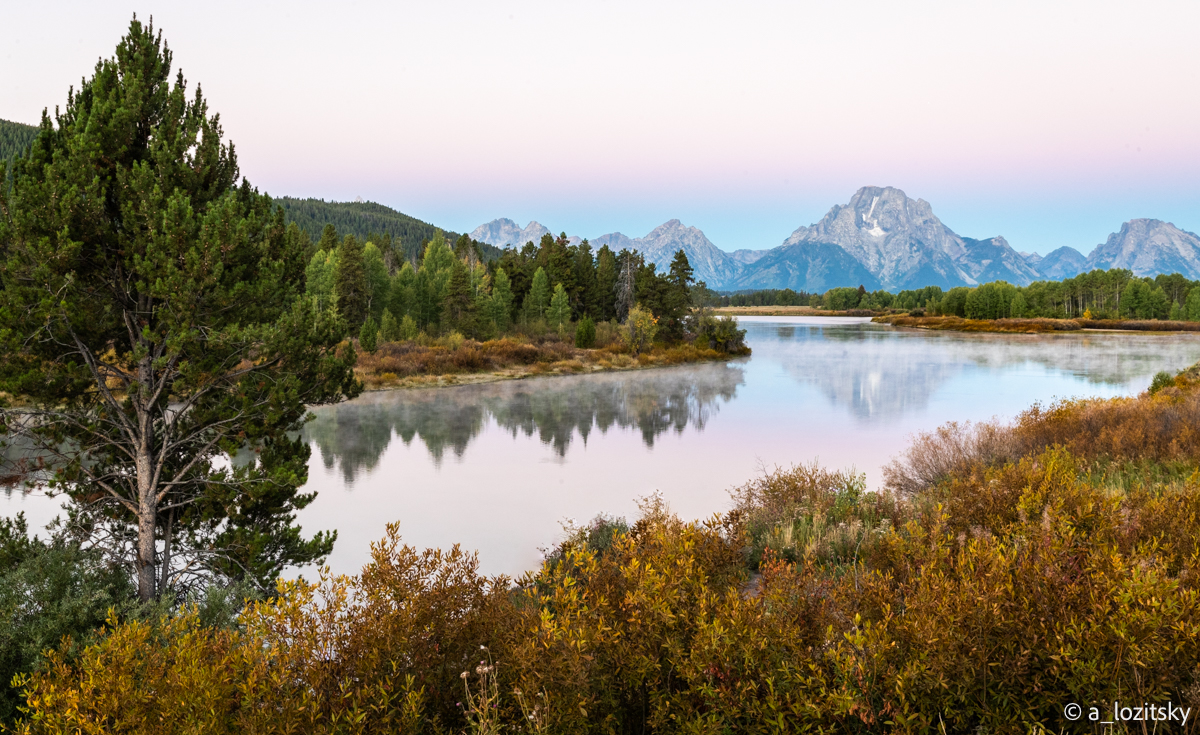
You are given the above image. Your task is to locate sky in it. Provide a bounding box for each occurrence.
[4,0,1199,255]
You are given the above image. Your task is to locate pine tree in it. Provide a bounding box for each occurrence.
[524,267,551,321]
[305,249,338,308]
[318,223,339,252]
[575,315,596,348]
[0,18,358,601]
[574,240,598,317]
[359,315,379,353]
[594,245,618,321]
[442,259,478,337]
[379,309,399,342]
[389,262,415,319]
[363,242,390,319]
[335,234,369,329]
[399,314,419,340]
[491,267,515,331]
[547,283,572,326]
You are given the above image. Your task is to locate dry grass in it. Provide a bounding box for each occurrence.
[885,365,1200,496]
[353,337,736,389]
[875,314,1200,333]
[873,314,1082,332]
[1077,318,1200,332]
[713,306,879,317]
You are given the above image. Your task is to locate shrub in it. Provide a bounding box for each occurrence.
[622,305,658,356]
[0,516,135,725]
[358,315,379,353]
[1150,370,1174,395]
[378,309,399,342]
[574,316,596,348]
[398,313,419,341]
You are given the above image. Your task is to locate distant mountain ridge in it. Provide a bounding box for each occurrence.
[468,188,1200,292]
[469,219,581,249]
[276,198,507,263]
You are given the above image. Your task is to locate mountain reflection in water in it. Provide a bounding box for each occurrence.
[743,319,1200,422]
[304,363,746,481]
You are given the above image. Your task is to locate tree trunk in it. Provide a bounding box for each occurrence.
[136,349,158,602]
[137,435,157,602]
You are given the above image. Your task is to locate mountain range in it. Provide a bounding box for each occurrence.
[469,186,1200,292]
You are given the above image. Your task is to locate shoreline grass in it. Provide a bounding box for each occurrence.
[874,313,1200,333]
[353,336,747,391]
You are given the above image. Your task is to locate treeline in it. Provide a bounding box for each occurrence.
[0,118,39,167]
[275,197,504,265]
[813,269,1200,320]
[704,287,817,307]
[308,227,747,353]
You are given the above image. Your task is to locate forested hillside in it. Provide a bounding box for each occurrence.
[275,197,502,263]
[0,118,38,164]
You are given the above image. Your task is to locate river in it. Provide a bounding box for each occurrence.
[294,317,1200,577]
[5,317,1199,578]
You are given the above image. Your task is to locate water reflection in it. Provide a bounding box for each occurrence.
[741,320,1200,421]
[305,363,746,481]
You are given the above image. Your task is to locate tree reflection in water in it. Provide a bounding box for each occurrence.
[304,363,746,481]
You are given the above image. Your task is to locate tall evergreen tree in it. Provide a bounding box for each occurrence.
[389,262,416,320]
[547,283,572,327]
[524,266,551,321]
[318,223,338,252]
[363,241,390,320]
[0,18,358,601]
[442,259,478,336]
[334,234,369,329]
[595,245,619,321]
[305,248,338,308]
[574,240,598,318]
[491,267,515,331]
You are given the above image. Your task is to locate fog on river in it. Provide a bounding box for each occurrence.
[294,318,1200,577]
[6,318,1200,578]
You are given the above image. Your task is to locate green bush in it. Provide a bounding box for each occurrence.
[574,315,596,348]
[0,515,135,725]
[358,316,379,353]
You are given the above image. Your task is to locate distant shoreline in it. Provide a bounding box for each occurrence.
[872,314,1200,334]
[711,306,871,317]
[354,340,749,392]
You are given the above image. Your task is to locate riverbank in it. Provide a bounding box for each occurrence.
[354,337,747,390]
[873,313,1200,333]
[19,360,1200,734]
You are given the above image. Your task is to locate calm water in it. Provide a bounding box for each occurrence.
[6,317,1200,578]
[295,317,1200,577]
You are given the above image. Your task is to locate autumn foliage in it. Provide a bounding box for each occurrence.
[11,369,1200,733]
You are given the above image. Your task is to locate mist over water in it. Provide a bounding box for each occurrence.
[296,317,1200,577]
[4,317,1198,577]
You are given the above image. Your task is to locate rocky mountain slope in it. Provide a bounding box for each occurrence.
[470,219,581,248]
[1085,219,1200,279]
[471,191,1198,292]
[601,219,741,286]
[727,240,881,293]
[779,187,976,290]
[1029,246,1088,279]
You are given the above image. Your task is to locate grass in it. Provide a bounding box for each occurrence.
[875,313,1200,333]
[873,314,1083,332]
[712,306,878,317]
[353,336,740,390]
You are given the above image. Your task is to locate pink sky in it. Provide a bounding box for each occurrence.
[4,0,1199,254]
